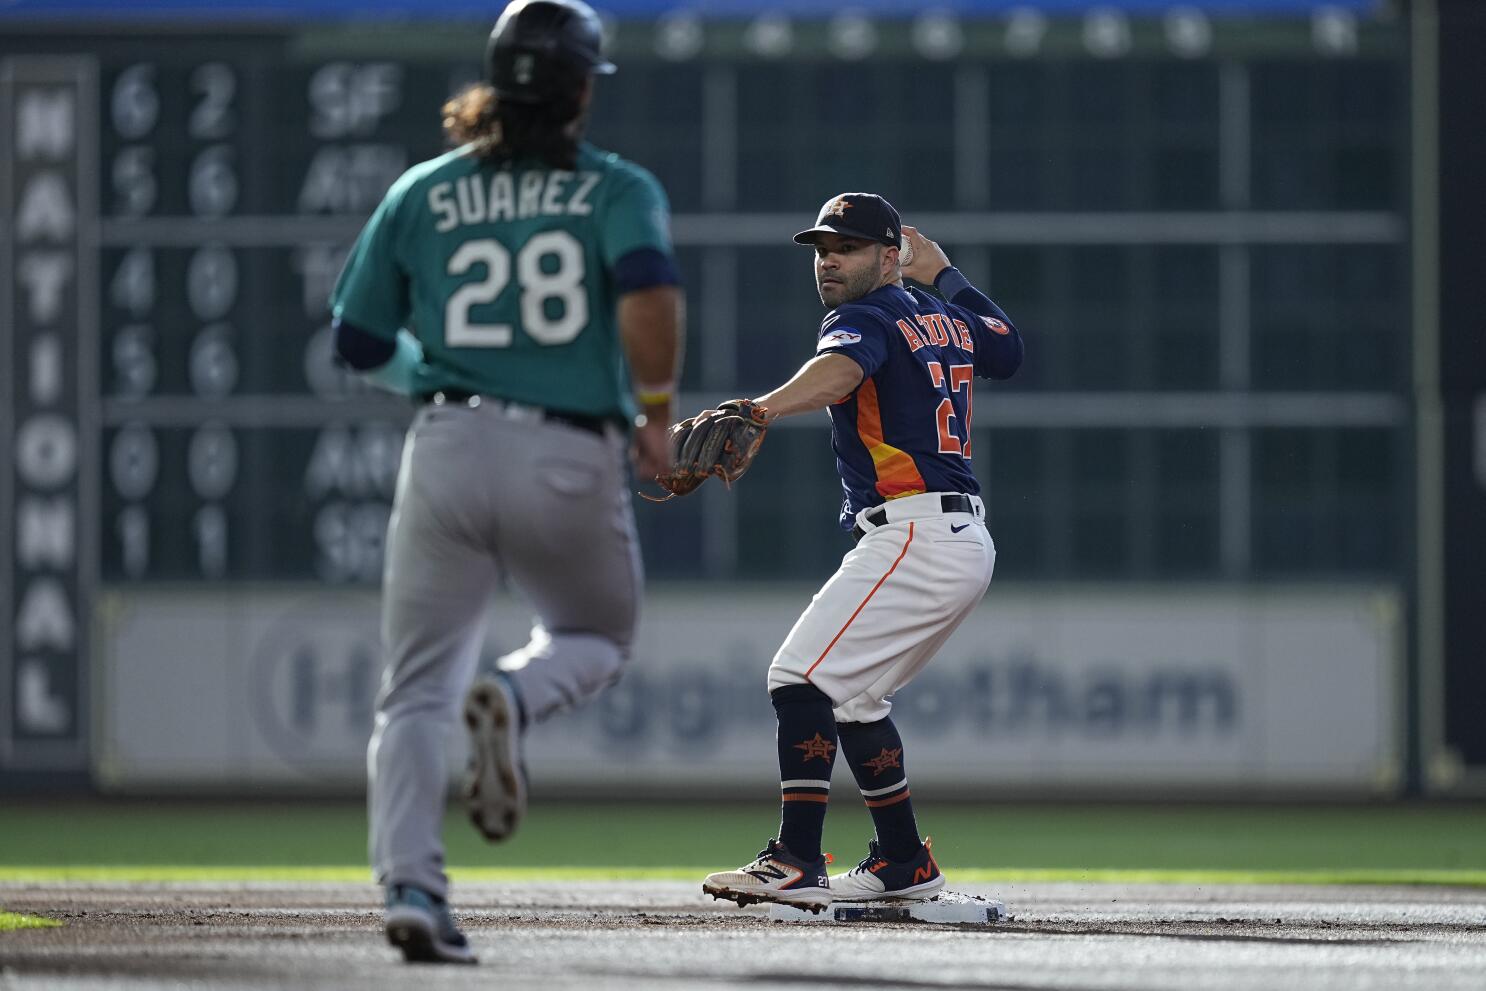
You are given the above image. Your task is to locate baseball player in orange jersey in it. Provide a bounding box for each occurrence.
[701,193,1023,909]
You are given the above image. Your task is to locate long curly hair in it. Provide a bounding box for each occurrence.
[441,83,583,171]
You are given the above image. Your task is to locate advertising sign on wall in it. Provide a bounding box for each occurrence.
[95,585,1401,796]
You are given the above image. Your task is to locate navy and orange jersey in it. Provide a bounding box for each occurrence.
[815,269,1023,528]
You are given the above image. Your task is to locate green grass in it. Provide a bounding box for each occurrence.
[1,801,1484,886]
[0,911,62,931]
[7,865,1486,888]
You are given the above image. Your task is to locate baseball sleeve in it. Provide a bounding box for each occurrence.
[329,174,415,340]
[937,268,1024,381]
[599,165,674,270]
[815,307,889,379]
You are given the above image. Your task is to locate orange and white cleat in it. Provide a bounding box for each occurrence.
[703,838,834,911]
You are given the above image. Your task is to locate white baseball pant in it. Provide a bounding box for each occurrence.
[768,491,996,723]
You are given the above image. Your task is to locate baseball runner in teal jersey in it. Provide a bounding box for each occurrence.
[328,0,683,964]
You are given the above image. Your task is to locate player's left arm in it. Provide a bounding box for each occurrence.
[619,281,684,479]
[751,352,865,419]
[601,165,686,477]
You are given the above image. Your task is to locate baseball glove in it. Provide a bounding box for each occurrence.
[643,399,770,501]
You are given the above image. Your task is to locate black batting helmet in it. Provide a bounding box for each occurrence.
[485,0,617,105]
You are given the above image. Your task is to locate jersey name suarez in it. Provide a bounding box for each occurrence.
[427,169,603,229]
[816,283,1006,528]
[329,141,672,420]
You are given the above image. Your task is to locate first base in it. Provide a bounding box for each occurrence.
[768,890,1005,924]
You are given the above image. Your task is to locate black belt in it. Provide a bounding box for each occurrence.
[851,493,979,543]
[421,390,611,438]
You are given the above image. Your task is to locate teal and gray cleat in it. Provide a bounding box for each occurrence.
[383,884,476,965]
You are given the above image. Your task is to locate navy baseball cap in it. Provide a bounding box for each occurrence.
[794,192,902,248]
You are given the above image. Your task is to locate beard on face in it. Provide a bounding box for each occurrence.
[816,251,882,307]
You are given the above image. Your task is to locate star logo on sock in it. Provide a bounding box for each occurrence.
[863,747,903,776]
[793,733,837,762]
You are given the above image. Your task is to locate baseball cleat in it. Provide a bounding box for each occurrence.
[462,675,527,843]
[702,838,833,912]
[828,837,945,901]
[384,884,476,965]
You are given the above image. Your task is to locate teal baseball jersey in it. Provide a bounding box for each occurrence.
[330,142,673,419]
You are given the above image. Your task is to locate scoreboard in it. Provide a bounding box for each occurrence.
[2,39,454,765]
[6,47,443,590]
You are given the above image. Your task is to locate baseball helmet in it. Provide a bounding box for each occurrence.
[485,0,617,105]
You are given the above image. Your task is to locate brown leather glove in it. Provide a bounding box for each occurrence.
[643,399,770,501]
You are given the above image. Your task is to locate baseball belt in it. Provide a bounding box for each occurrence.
[422,390,614,438]
[851,493,981,544]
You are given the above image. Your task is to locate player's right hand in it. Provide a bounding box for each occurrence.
[899,225,952,286]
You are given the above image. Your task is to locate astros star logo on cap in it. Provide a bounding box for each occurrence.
[824,196,852,219]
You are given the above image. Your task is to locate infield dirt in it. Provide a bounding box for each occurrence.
[3,879,1485,990]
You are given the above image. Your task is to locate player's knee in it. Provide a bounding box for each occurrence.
[537,630,630,703]
[832,693,892,724]
[835,714,891,736]
[769,682,833,708]
[572,637,633,709]
[587,633,630,684]
[765,647,815,693]
[765,661,808,697]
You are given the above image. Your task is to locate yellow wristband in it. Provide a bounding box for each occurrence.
[636,387,674,406]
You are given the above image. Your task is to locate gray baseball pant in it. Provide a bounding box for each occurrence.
[367,401,641,898]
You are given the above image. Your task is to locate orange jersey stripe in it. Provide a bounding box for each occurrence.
[865,790,912,809]
[855,379,926,500]
[805,522,916,680]
[781,794,831,803]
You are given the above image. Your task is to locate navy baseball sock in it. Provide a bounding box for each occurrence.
[770,683,838,863]
[837,716,921,862]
